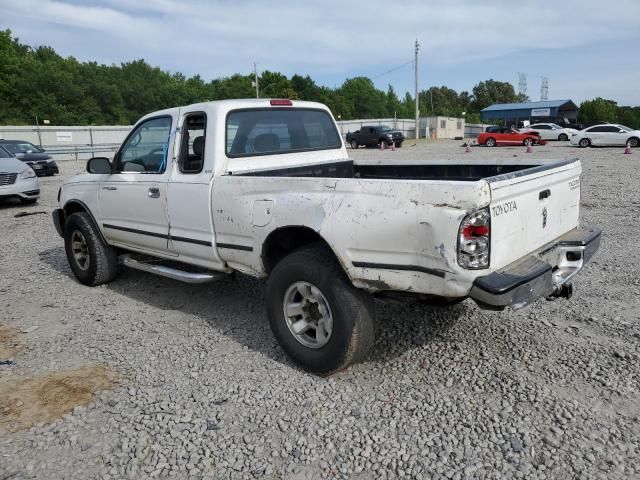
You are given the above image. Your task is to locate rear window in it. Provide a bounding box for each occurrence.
[226,108,341,157]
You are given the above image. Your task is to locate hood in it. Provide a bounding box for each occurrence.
[17,152,53,161]
[0,156,34,174]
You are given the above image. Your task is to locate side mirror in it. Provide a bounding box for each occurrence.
[87,157,112,174]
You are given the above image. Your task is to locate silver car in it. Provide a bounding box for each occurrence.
[0,145,40,204]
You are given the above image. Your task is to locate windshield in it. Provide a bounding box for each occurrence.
[550,124,562,129]
[0,146,13,159]
[378,126,391,132]
[618,125,632,132]
[1,142,41,154]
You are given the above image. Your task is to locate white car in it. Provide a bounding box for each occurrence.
[0,145,40,204]
[527,123,578,141]
[570,124,640,148]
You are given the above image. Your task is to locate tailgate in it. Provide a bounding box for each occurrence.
[488,159,581,270]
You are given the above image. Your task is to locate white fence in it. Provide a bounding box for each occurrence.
[0,125,131,161]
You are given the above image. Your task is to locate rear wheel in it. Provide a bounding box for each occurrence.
[64,212,118,286]
[266,244,376,375]
[628,137,639,148]
[350,139,358,149]
[485,137,496,147]
[558,133,568,141]
[395,141,403,148]
[579,138,591,148]
[523,137,534,146]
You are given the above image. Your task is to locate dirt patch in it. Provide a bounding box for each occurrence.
[0,364,118,432]
[0,324,20,360]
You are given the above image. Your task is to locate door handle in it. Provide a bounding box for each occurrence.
[148,187,160,198]
[102,186,117,191]
[539,189,551,200]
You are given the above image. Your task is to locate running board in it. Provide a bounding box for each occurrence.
[120,255,226,284]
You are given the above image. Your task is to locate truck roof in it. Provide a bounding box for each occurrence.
[139,99,331,122]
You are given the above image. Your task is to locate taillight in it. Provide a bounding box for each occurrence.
[458,208,490,269]
[270,99,293,106]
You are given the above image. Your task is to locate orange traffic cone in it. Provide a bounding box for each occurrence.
[380,141,386,151]
[391,141,396,152]
[624,142,632,154]
[465,144,472,153]
[526,145,533,153]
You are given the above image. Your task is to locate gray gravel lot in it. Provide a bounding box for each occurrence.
[1,140,639,479]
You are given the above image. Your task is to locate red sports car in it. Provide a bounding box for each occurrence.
[478,126,541,147]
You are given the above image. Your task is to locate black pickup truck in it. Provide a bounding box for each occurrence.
[346,125,405,149]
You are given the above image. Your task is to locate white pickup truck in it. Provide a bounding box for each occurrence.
[52,99,601,374]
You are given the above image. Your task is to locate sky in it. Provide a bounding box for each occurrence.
[3,0,640,106]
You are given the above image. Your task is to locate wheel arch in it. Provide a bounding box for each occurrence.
[62,199,107,243]
[627,136,639,146]
[262,226,346,276]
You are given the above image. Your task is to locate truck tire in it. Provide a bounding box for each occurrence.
[266,243,376,375]
[350,139,358,149]
[64,212,119,286]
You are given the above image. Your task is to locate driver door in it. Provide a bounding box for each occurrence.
[99,115,178,255]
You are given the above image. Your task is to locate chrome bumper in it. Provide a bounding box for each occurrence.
[469,227,601,309]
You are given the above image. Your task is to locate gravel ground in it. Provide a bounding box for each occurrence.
[1,140,639,479]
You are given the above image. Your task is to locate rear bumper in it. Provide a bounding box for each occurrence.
[469,227,601,309]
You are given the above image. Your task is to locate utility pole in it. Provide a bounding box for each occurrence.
[414,39,420,140]
[253,62,259,99]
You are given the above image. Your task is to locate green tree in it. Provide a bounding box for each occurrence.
[579,98,618,124]
[471,79,519,111]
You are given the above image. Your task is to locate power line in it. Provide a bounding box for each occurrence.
[370,59,414,80]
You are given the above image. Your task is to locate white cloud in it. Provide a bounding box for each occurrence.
[3,0,640,102]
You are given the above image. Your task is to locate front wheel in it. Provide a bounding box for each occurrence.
[485,137,496,147]
[579,138,591,148]
[628,137,639,148]
[523,137,534,146]
[266,244,376,375]
[350,139,358,149]
[558,133,568,141]
[64,212,119,286]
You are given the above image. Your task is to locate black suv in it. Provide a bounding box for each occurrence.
[0,140,59,176]
[346,126,405,149]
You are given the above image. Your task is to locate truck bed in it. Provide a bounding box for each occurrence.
[235,158,568,182]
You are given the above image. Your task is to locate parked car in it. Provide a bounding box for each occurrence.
[570,124,640,148]
[0,145,40,204]
[0,139,59,176]
[477,127,541,147]
[346,126,404,149]
[528,123,578,141]
[52,99,600,374]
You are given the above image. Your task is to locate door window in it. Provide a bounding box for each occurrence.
[179,113,206,174]
[115,116,172,173]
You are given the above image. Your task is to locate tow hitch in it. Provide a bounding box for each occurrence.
[548,283,573,300]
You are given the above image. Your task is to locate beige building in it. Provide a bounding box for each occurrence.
[420,116,465,139]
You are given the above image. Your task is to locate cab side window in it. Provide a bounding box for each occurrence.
[179,113,206,174]
[115,116,172,173]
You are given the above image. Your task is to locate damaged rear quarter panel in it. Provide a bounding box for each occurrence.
[213,174,490,296]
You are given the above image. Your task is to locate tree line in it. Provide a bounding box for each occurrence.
[1,30,638,128]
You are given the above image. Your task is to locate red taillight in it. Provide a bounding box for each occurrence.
[462,225,489,237]
[270,99,293,106]
[458,208,491,269]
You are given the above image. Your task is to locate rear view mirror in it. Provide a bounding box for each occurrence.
[87,157,112,174]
